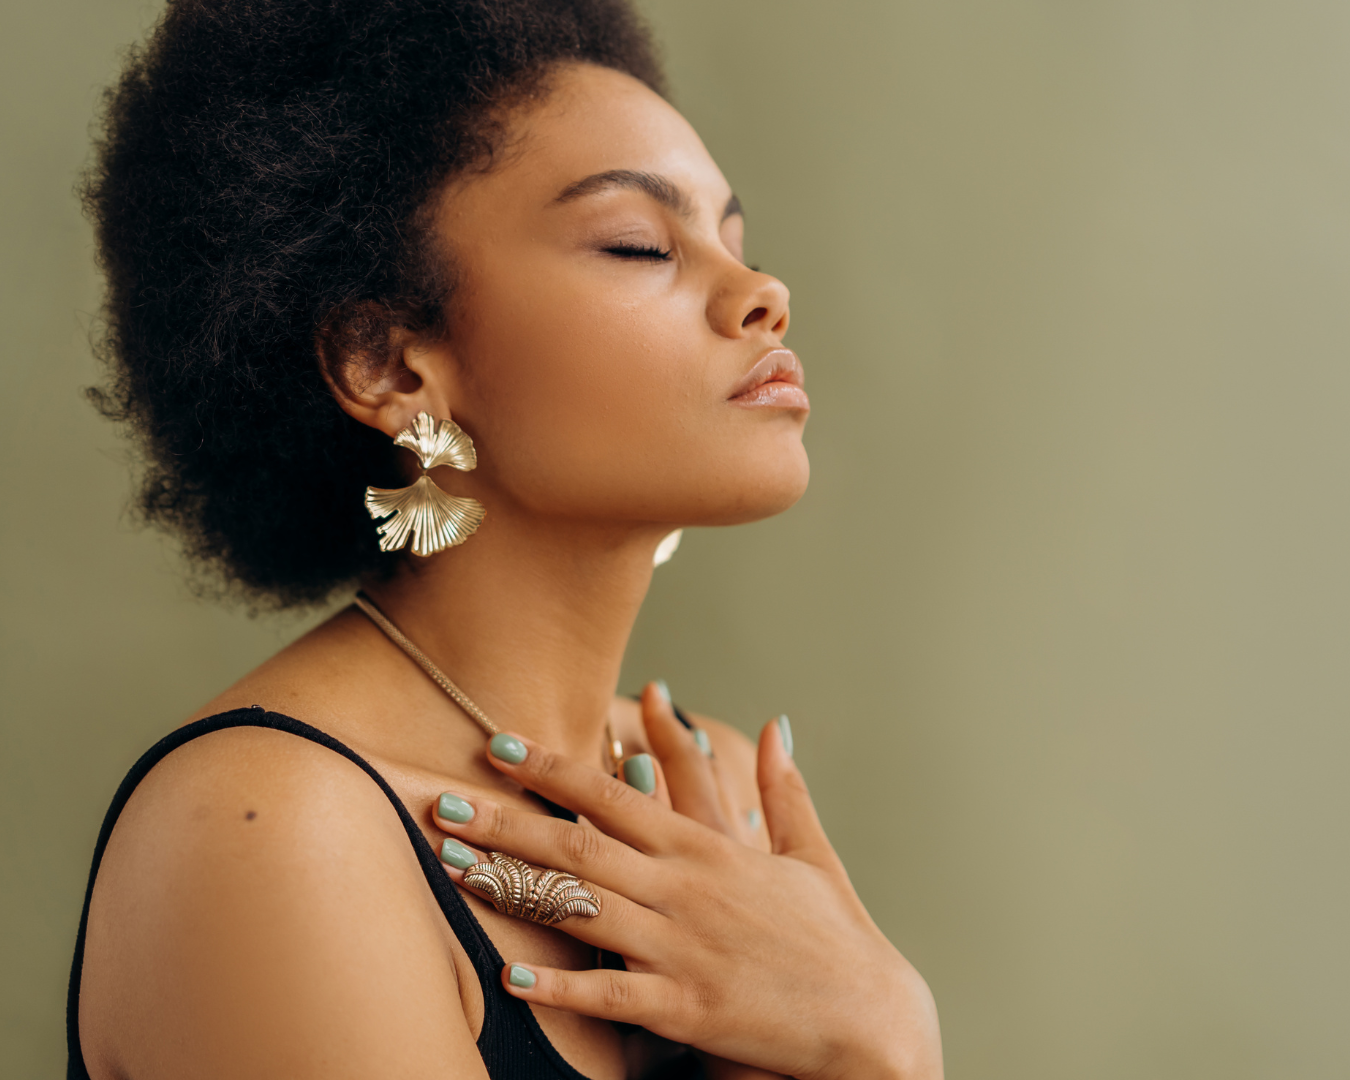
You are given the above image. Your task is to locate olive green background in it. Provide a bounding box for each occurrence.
[4,0,1348,1075]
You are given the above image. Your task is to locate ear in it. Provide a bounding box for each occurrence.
[316,301,464,439]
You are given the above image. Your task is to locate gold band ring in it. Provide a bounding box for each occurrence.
[463,851,601,926]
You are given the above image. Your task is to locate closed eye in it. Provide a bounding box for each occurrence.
[604,243,672,261]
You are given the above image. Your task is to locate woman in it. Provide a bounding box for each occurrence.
[70,1,941,1077]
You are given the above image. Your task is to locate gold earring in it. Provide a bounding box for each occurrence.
[365,412,486,556]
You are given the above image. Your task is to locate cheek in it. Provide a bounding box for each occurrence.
[460,265,716,511]
[456,256,809,524]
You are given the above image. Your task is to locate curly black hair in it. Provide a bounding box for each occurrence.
[84,0,665,608]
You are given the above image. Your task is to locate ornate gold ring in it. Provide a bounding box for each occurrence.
[463,851,601,926]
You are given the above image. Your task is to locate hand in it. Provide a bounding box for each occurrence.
[433,711,943,1080]
[623,685,785,1080]
[623,684,762,847]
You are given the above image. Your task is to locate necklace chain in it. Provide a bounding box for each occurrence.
[354,591,500,735]
[353,591,621,772]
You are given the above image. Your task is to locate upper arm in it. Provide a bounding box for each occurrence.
[79,726,489,1080]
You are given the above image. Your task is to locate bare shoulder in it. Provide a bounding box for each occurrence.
[185,607,386,724]
[79,725,487,1080]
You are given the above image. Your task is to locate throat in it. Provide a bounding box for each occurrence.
[356,513,664,764]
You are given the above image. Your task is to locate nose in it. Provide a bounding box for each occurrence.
[707,266,790,340]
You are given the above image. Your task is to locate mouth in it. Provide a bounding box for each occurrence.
[727,348,810,411]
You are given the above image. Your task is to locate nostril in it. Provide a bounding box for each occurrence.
[741,306,768,328]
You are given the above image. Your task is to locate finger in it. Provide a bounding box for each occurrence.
[437,846,664,960]
[617,746,670,809]
[434,792,656,898]
[639,682,731,833]
[499,962,689,1039]
[755,716,837,867]
[433,833,490,874]
[483,732,698,855]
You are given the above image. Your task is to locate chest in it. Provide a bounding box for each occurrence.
[379,759,632,1080]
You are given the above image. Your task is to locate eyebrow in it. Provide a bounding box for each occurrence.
[553,169,743,222]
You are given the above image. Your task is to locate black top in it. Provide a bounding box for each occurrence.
[66,707,701,1079]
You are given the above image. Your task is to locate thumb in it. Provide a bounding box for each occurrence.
[756,716,835,866]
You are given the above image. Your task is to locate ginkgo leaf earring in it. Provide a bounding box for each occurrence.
[365,412,486,556]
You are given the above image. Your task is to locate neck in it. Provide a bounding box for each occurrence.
[360,507,665,764]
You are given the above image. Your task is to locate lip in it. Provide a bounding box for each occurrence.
[728,348,810,411]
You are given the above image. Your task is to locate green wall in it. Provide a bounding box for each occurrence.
[4,1,1348,1075]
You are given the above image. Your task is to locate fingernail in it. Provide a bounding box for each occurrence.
[440,837,477,869]
[623,753,657,795]
[777,714,794,759]
[693,729,713,756]
[746,808,762,830]
[437,792,475,824]
[655,679,672,705]
[489,733,528,764]
[508,964,537,989]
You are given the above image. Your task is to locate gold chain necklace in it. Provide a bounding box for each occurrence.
[353,591,624,774]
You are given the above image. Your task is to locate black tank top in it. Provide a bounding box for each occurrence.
[66,707,703,1079]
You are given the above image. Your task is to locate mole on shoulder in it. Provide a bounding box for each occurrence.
[245,810,257,821]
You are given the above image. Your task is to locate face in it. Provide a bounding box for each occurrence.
[413,63,808,530]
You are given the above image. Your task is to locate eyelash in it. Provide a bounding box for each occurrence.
[604,242,672,261]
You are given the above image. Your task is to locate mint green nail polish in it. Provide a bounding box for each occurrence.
[623,753,657,795]
[508,964,537,989]
[438,792,474,824]
[777,714,794,758]
[747,808,762,830]
[489,733,527,764]
[440,837,477,869]
[693,729,713,756]
[655,679,672,705]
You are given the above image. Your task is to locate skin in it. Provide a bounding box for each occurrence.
[77,63,941,1079]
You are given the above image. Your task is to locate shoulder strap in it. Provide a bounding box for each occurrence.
[68,707,592,1080]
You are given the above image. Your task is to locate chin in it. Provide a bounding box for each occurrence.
[689,445,811,527]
